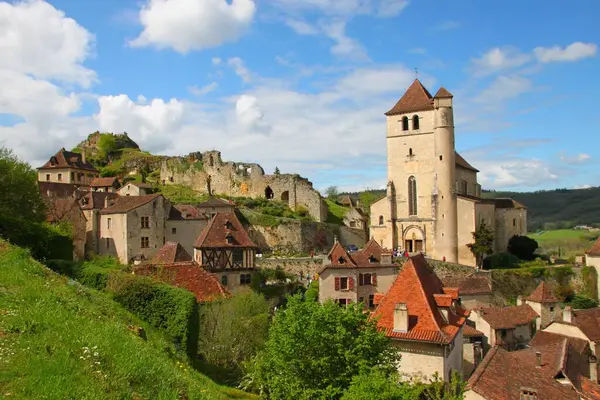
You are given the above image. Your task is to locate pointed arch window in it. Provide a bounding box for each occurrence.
[412,115,420,130]
[408,176,417,216]
[378,215,384,226]
[402,116,409,131]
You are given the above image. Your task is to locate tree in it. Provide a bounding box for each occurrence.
[325,186,339,200]
[243,295,399,399]
[274,167,280,175]
[507,235,539,260]
[198,292,271,383]
[341,369,422,400]
[97,134,118,161]
[467,220,494,267]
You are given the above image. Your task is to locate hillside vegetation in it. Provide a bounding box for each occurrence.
[0,241,254,399]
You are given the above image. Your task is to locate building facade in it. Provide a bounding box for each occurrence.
[370,80,527,266]
[37,148,99,186]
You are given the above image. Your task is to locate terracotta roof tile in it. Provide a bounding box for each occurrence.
[127,182,153,188]
[587,236,600,257]
[443,274,492,295]
[455,152,479,172]
[492,198,527,209]
[170,204,207,220]
[477,304,538,330]
[385,79,434,116]
[434,87,453,98]
[194,212,256,248]
[467,346,582,400]
[581,377,600,400]
[463,324,484,337]
[38,148,98,172]
[565,307,600,343]
[151,242,192,264]
[134,262,230,302]
[79,191,119,210]
[321,239,396,272]
[90,177,119,188]
[99,194,162,214]
[530,331,590,354]
[526,281,560,303]
[371,255,468,344]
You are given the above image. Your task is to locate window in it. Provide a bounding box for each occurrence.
[224,221,233,229]
[57,173,62,181]
[171,227,177,234]
[409,148,413,156]
[350,221,356,228]
[368,255,377,263]
[513,218,516,227]
[402,116,409,131]
[408,176,417,216]
[338,256,345,264]
[359,297,364,304]
[550,306,554,312]
[233,249,243,264]
[368,294,375,308]
[439,155,443,161]
[364,273,372,285]
[412,115,419,130]
[70,172,74,181]
[46,174,50,181]
[378,215,384,225]
[163,237,166,245]
[107,218,112,229]
[226,235,233,245]
[106,238,110,249]
[141,237,149,248]
[221,275,228,286]
[340,277,349,290]
[461,180,468,195]
[141,217,149,229]
[240,273,252,285]
[337,299,348,307]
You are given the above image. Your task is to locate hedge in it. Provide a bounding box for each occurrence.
[107,273,199,358]
[79,266,114,290]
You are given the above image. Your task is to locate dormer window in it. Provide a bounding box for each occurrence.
[224,220,233,229]
[368,255,378,263]
[226,234,233,245]
[338,256,345,264]
[50,156,57,166]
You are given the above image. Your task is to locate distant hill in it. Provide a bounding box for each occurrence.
[341,186,600,232]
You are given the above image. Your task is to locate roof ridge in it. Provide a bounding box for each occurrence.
[468,346,500,389]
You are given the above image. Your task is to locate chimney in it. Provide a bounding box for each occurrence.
[393,303,408,332]
[104,196,113,209]
[516,295,523,306]
[590,355,598,383]
[563,306,572,323]
[381,251,392,265]
[81,145,86,164]
[535,351,542,367]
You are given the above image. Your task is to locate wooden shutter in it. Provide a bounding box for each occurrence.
[349,277,354,290]
[359,273,364,286]
[372,273,377,286]
[335,276,340,291]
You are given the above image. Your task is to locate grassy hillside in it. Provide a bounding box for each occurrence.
[0,241,254,399]
[528,229,599,258]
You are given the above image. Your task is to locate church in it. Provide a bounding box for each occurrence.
[370,79,527,267]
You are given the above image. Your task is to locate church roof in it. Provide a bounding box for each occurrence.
[455,152,479,172]
[434,87,453,98]
[385,79,435,116]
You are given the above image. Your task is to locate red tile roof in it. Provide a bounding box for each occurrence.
[371,255,468,344]
[581,377,600,400]
[526,281,560,303]
[492,198,527,209]
[467,346,582,400]
[587,236,600,257]
[151,242,192,264]
[477,304,539,330]
[442,274,492,295]
[558,307,600,343]
[322,238,394,272]
[38,148,98,172]
[134,262,229,302]
[90,177,119,188]
[99,194,162,214]
[434,87,453,98]
[530,331,591,354]
[79,191,119,210]
[194,212,256,249]
[170,204,207,220]
[463,324,484,338]
[385,79,434,116]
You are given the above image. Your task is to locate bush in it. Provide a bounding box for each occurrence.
[79,266,114,290]
[508,235,539,260]
[107,273,199,357]
[568,295,599,309]
[45,259,82,277]
[483,252,520,269]
[342,369,422,400]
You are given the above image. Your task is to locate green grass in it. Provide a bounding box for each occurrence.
[528,229,598,258]
[156,184,210,204]
[0,241,256,399]
[325,199,348,225]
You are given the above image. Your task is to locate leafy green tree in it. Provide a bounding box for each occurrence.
[274,166,280,175]
[199,292,271,383]
[467,220,494,267]
[325,186,339,200]
[568,294,598,309]
[97,134,118,160]
[243,295,399,399]
[507,235,539,260]
[341,369,422,400]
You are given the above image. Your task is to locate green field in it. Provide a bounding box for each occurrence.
[325,199,348,225]
[528,229,599,258]
[0,241,255,399]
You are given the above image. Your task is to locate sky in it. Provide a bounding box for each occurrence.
[0,0,599,194]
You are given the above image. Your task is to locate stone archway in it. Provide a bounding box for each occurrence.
[402,225,425,253]
[281,190,289,204]
[265,186,274,199]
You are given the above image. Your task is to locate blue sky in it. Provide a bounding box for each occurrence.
[0,0,598,193]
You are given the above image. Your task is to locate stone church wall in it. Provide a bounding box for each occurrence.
[160,151,327,222]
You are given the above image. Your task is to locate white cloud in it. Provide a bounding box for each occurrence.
[212,57,223,65]
[272,0,408,17]
[235,94,270,134]
[321,21,369,60]
[574,184,591,189]
[285,19,318,35]
[559,152,591,164]
[534,42,597,63]
[470,47,532,76]
[376,0,409,17]
[433,20,461,32]
[130,0,256,53]
[227,57,252,83]
[188,82,218,97]
[474,75,533,104]
[476,158,559,188]
[0,0,96,87]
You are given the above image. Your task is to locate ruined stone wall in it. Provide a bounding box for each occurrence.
[160,150,327,222]
[256,257,325,278]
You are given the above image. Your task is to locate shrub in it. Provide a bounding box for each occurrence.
[483,252,520,269]
[508,235,539,260]
[568,295,599,309]
[107,273,199,357]
[79,266,114,290]
[45,259,82,277]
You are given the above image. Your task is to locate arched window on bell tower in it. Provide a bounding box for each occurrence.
[402,116,409,131]
[412,115,420,130]
[408,176,417,216]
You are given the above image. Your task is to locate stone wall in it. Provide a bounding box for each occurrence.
[256,257,325,278]
[160,151,328,222]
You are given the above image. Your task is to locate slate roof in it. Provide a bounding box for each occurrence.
[151,242,192,264]
[385,79,434,116]
[372,255,468,344]
[90,177,119,188]
[99,194,162,214]
[194,212,256,249]
[134,262,229,302]
[587,236,600,257]
[477,304,539,330]
[455,152,479,172]
[38,148,98,172]
[442,274,492,296]
[525,281,560,303]
[467,345,584,400]
[321,239,395,272]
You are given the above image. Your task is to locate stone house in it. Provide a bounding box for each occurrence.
[193,212,257,293]
[522,281,561,330]
[543,306,600,382]
[37,148,99,186]
[469,304,539,351]
[464,336,600,400]
[118,182,154,196]
[90,177,120,192]
[442,273,493,310]
[343,205,368,235]
[371,255,468,382]
[196,197,236,219]
[369,79,527,266]
[78,190,119,256]
[584,236,600,301]
[318,239,397,308]
[167,205,209,256]
[46,196,87,261]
